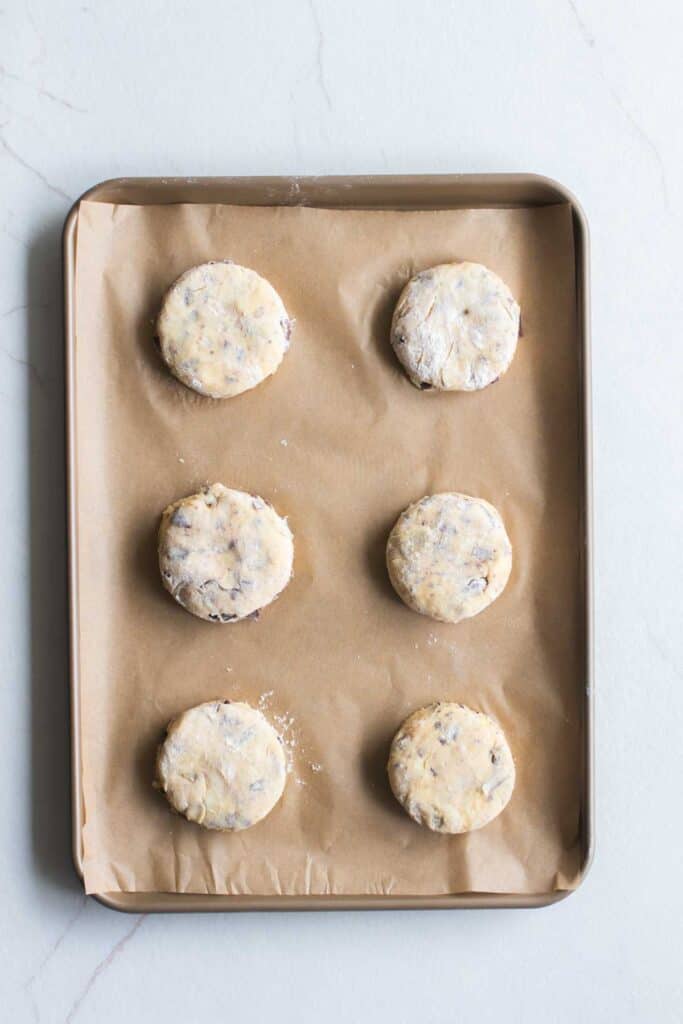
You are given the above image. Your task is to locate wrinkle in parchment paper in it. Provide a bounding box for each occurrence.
[74,199,583,896]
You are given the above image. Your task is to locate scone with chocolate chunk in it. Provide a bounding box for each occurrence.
[391,262,520,391]
[386,492,512,624]
[388,702,515,833]
[156,700,287,831]
[156,261,292,398]
[158,483,293,623]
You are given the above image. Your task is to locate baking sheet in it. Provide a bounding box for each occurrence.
[73,198,584,896]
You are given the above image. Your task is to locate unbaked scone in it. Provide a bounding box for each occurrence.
[390,262,520,391]
[158,483,293,623]
[388,702,515,833]
[386,492,512,624]
[156,700,287,830]
[156,261,292,398]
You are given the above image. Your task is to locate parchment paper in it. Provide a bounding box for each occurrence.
[74,198,584,895]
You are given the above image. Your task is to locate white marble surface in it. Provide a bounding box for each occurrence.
[2,1,682,1020]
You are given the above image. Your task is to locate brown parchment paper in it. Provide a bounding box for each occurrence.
[74,199,583,896]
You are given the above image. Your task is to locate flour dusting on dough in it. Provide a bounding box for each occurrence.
[158,483,294,624]
[156,700,287,831]
[386,492,512,624]
[388,702,515,834]
[390,261,520,392]
[157,261,292,399]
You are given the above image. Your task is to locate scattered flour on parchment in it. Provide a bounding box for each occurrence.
[257,690,323,784]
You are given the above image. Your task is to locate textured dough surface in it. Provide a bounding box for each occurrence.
[390,261,520,391]
[386,492,512,624]
[156,261,292,398]
[158,483,293,623]
[156,700,287,831]
[388,703,515,833]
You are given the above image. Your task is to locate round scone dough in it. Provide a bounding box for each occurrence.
[388,702,515,833]
[156,261,292,398]
[158,483,294,623]
[390,261,520,391]
[156,700,287,831]
[386,492,512,624]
